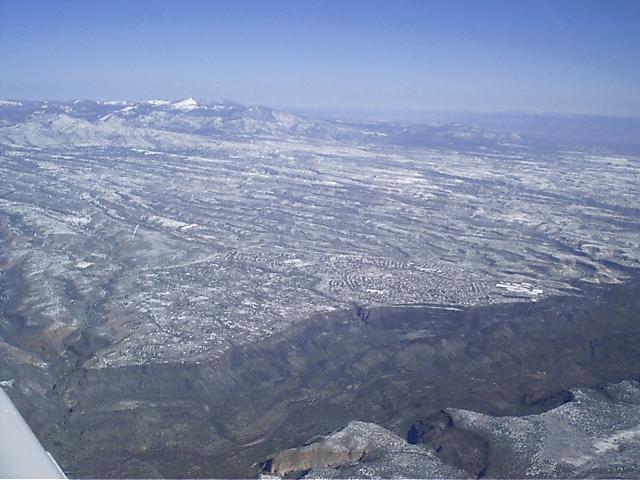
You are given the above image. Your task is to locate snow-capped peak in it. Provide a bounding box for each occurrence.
[172,97,199,111]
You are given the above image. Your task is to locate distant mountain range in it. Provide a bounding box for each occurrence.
[0,98,347,149]
[1,98,638,152]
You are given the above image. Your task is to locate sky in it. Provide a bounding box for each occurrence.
[1,0,639,116]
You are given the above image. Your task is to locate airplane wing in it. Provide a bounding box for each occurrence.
[0,387,67,479]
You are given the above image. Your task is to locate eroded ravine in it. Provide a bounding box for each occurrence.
[2,275,635,478]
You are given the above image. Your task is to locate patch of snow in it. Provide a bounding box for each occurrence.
[592,428,640,454]
[496,282,543,296]
[143,99,171,106]
[149,215,193,230]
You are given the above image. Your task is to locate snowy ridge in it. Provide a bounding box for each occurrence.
[0,98,349,148]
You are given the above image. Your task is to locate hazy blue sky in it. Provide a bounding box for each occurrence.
[1,0,639,115]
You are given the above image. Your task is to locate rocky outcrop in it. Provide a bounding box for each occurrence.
[262,426,367,476]
[262,421,465,479]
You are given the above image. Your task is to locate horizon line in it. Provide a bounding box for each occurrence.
[2,97,640,121]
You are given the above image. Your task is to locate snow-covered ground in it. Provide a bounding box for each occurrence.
[1,100,639,367]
